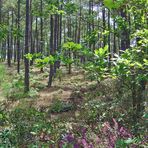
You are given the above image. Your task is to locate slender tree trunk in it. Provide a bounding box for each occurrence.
[7,12,11,67]
[120,8,130,51]
[113,17,116,54]
[108,9,111,67]
[59,5,62,48]
[88,0,91,49]
[57,4,62,69]
[102,5,106,47]
[63,20,66,42]
[0,0,2,59]
[24,0,30,92]
[35,17,39,52]
[67,16,72,74]
[77,0,81,44]
[97,4,100,49]
[40,0,43,54]
[14,36,17,63]
[30,0,34,66]
[92,0,95,50]
[0,0,1,23]
[17,0,21,73]
[10,11,14,61]
[40,0,44,72]
[48,15,54,87]
[53,14,58,74]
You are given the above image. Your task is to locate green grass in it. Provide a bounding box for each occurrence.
[0,64,6,86]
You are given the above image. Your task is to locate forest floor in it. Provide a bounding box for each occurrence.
[0,63,117,119]
[0,63,147,147]
[0,64,84,104]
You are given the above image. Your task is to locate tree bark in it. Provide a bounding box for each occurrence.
[7,12,11,67]
[24,0,30,92]
[48,15,54,87]
[17,0,21,73]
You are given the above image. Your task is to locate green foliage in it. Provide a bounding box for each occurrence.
[0,129,13,147]
[25,53,34,60]
[61,42,82,67]
[104,0,126,9]
[49,99,74,113]
[94,45,108,58]
[81,100,107,123]
[62,42,82,51]
[1,71,39,100]
[46,4,64,15]
[83,45,109,82]
[7,107,48,146]
[12,27,23,38]
[116,137,148,148]
[84,29,100,45]
[0,107,68,147]
[0,0,147,147]
[64,2,78,14]
[2,73,24,100]
[25,53,56,68]
[0,24,8,41]
[35,55,55,68]
[0,110,8,126]
[115,138,134,148]
[112,29,148,83]
[115,16,128,31]
[0,65,6,85]
[26,42,82,71]
[61,55,74,65]
[54,69,63,82]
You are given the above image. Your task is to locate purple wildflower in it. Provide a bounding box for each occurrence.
[119,126,132,138]
[65,133,75,143]
[81,127,87,138]
[88,143,93,148]
[74,143,80,148]
[59,140,65,148]
[81,138,88,147]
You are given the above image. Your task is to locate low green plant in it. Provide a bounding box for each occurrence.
[8,107,47,146]
[1,71,39,100]
[0,129,13,147]
[116,136,148,148]
[0,107,69,147]
[0,64,6,86]
[54,69,63,82]
[49,99,74,113]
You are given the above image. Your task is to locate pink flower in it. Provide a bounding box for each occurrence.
[102,122,111,134]
[113,118,118,130]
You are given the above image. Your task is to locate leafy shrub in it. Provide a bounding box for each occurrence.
[83,45,109,83]
[49,99,74,113]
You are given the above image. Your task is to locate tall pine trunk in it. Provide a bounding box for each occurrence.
[7,12,11,67]
[17,0,20,73]
[24,0,30,92]
[48,15,54,87]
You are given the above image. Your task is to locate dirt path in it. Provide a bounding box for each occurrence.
[30,69,96,111]
[33,86,73,108]
[0,66,96,112]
